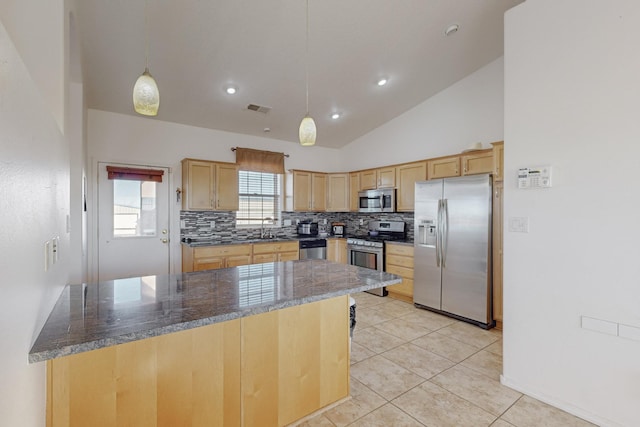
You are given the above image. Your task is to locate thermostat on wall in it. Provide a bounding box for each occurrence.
[518,166,552,189]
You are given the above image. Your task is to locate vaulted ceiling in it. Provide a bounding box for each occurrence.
[75,0,523,148]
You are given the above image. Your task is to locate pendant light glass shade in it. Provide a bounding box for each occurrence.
[133,68,159,116]
[299,0,315,146]
[299,115,317,146]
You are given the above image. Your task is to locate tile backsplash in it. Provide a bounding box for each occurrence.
[181,211,415,242]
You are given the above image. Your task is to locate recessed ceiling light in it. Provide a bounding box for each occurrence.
[444,24,459,36]
[225,86,237,95]
[377,78,388,86]
[331,113,340,120]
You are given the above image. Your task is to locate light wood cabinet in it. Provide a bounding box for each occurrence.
[326,173,349,212]
[492,141,504,181]
[396,161,427,211]
[428,156,460,179]
[358,167,396,190]
[461,149,494,176]
[252,241,299,265]
[349,172,360,212]
[286,170,327,212]
[493,181,503,329]
[359,169,377,190]
[377,166,396,188]
[182,158,239,211]
[183,244,252,272]
[327,238,347,264]
[385,243,414,302]
[48,296,349,427]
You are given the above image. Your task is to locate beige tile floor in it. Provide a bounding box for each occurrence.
[297,292,595,427]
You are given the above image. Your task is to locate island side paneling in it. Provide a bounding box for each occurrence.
[46,295,349,427]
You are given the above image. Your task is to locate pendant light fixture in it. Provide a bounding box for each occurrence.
[133,0,160,116]
[299,0,316,146]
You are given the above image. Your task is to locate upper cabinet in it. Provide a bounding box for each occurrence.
[377,166,396,188]
[285,170,327,212]
[461,149,494,176]
[359,167,396,190]
[428,156,460,179]
[182,159,239,211]
[492,141,504,182]
[327,173,349,212]
[349,172,360,212]
[359,169,377,190]
[396,161,427,212]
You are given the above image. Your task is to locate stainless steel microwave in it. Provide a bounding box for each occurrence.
[358,188,396,213]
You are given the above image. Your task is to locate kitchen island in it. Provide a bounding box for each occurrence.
[30,259,400,427]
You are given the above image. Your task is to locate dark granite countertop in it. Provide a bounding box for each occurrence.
[181,236,332,247]
[29,259,401,363]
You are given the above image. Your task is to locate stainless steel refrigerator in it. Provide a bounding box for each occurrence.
[414,174,494,328]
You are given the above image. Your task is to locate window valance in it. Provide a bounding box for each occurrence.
[233,147,286,174]
[106,166,164,182]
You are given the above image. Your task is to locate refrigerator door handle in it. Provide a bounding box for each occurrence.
[435,199,442,267]
[442,198,449,268]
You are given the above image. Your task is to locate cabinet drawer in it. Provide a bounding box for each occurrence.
[386,244,414,257]
[386,264,413,279]
[278,251,299,262]
[252,253,277,264]
[253,241,299,254]
[194,257,224,271]
[226,255,252,267]
[195,244,252,258]
[386,254,414,269]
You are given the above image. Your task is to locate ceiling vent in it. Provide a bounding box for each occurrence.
[246,104,271,114]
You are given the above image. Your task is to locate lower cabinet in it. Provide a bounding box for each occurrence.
[327,238,347,264]
[252,241,300,264]
[183,244,253,272]
[385,243,414,302]
[47,296,350,427]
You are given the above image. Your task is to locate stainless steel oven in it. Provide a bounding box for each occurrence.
[346,220,406,297]
[347,239,387,296]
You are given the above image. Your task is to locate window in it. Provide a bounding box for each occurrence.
[236,171,281,227]
[113,180,157,237]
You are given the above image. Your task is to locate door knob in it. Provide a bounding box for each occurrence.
[161,238,168,243]
[162,229,168,234]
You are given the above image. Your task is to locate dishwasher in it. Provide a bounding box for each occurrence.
[299,239,327,259]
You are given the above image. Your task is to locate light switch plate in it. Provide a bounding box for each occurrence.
[508,217,529,233]
[283,219,292,226]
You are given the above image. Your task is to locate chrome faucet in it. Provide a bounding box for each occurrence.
[261,217,275,239]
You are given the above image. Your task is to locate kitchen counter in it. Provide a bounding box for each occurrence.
[180,235,331,247]
[29,259,400,363]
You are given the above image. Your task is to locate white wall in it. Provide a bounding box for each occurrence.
[0,18,70,427]
[87,110,344,278]
[0,0,65,131]
[341,57,505,171]
[503,1,640,426]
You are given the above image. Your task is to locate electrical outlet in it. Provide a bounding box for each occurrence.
[359,219,364,226]
[508,217,529,233]
[283,219,292,226]
[180,220,186,228]
[52,237,59,264]
[210,221,216,228]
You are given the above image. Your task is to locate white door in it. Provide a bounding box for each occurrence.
[98,162,170,281]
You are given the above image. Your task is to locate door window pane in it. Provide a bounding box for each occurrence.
[113,180,157,237]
